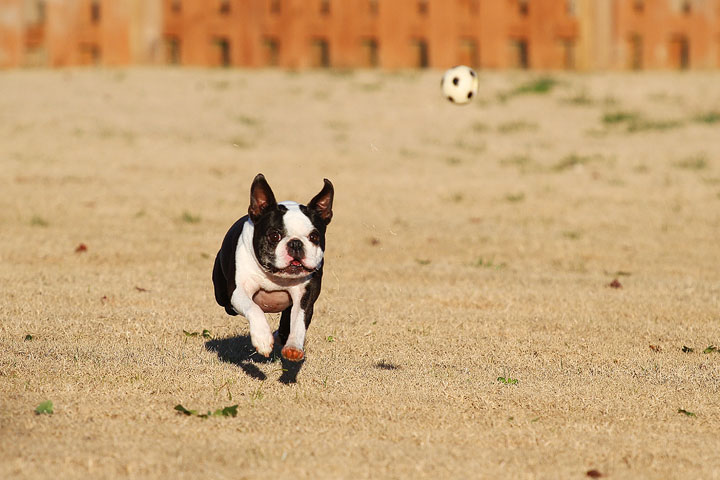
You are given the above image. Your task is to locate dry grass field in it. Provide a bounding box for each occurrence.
[1,68,719,479]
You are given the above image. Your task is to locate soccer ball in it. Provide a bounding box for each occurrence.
[441,66,479,105]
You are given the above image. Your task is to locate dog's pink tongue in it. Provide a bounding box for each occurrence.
[290,260,302,267]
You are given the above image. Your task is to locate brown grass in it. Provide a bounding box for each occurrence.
[1,69,719,479]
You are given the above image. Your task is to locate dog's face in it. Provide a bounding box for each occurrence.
[248,174,333,278]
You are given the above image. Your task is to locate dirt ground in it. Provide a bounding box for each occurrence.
[1,68,719,479]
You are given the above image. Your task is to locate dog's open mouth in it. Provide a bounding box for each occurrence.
[279,260,314,275]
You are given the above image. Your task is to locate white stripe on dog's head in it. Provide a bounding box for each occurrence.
[268,202,324,277]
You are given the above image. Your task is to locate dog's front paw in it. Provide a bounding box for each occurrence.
[281,345,304,362]
[252,334,274,357]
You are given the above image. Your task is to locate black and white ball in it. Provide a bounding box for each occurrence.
[441,66,479,105]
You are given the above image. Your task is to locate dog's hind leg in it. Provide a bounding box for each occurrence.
[213,251,240,316]
[276,307,291,347]
[212,254,234,314]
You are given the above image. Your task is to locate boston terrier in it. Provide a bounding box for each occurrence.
[212,174,334,362]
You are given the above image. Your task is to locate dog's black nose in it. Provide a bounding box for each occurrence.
[287,239,304,259]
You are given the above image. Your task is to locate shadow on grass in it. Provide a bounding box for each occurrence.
[205,335,304,384]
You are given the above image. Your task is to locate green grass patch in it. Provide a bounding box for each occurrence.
[236,115,261,127]
[174,404,238,419]
[602,111,639,125]
[601,111,684,133]
[250,385,264,402]
[693,111,720,124]
[497,121,539,134]
[453,138,486,153]
[356,81,384,92]
[474,257,506,269]
[505,193,525,203]
[359,81,383,91]
[450,193,464,203]
[30,215,49,227]
[325,120,349,131]
[627,118,684,133]
[562,230,582,240]
[183,329,212,339]
[497,376,519,385]
[563,91,593,106]
[35,400,54,415]
[511,76,558,96]
[674,154,708,171]
[98,127,136,144]
[602,96,619,107]
[551,154,597,172]
[180,211,201,224]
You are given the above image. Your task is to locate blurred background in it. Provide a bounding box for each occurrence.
[1,0,719,70]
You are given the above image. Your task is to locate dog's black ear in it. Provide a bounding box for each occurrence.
[308,178,334,225]
[248,174,277,222]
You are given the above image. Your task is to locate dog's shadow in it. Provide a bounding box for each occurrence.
[205,335,304,384]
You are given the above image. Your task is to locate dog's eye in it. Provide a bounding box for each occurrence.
[308,231,320,245]
[268,231,282,243]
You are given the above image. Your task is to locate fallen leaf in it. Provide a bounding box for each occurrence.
[586,469,603,478]
[703,345,718,354]
[678,408,696,417]
[681,346,694,353]
[607,279,622,289]
[75,243,88,253]
[24,334,33,341]
[134,286,149,292]
[649,344,661,352]
[368,237,380,246]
